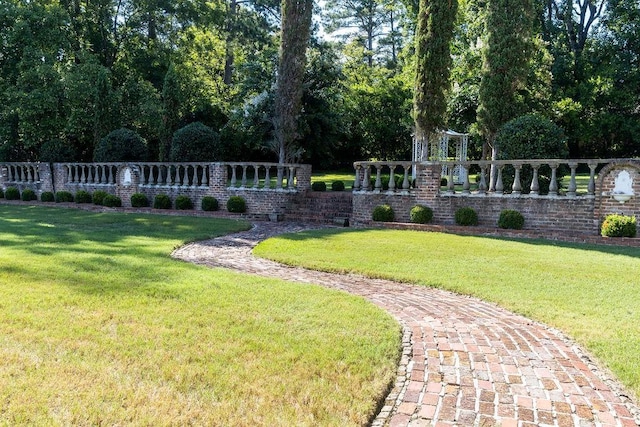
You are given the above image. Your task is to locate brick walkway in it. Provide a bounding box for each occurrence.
[173,222,640,427]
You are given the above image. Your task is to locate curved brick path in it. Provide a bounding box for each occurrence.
[173,222,639,427]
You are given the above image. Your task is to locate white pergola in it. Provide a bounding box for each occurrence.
[412,130,469,184]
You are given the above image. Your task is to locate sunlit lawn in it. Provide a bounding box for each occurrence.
[255,228,640,400]
[0,205,399,426]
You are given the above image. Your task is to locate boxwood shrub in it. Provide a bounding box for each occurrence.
[21,189,37,201]
[175,195,193,210]
[331,181,345,191]
[75,190,93,204]
[410,205,433,224]
[201,196,219,212]
[103,194,122,208]
[498,209,525,229]
[92,190,109,206]
[0,188,3,199]
[153,194,172,209]
[455,207,478,226]
[5,187,20,200]
[601,214,637,238]
[41,191,55,202]
[227,196,247,213]
[131,193,149,208]
[372,204,394,222]
[55,191,74,203]
[311,181,327,192]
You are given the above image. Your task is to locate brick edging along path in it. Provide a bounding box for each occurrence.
[173,222,639,427]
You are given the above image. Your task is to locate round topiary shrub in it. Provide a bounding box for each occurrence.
[103,194,122,208]
[92,190,109,206]
[55,191,74,203]
[498,209,525,229]
[226,196,247,213]
[601,214,637,238]
[410,205,433,224]
[131,193,149,208]
[75,190,92,204]
[21,188,37,201]
[312,181,327,191]
[175,195,193,210]
[169,122,220,162]
[455,207,478,226]
[39,138,77,162]
[94,128,147,162]
[5,187,20,200]
[41,191,55,202]
[201,196,219,211]
[440,177,448,187]
[331,181,345,191]
[372,204,395,222]
[153,194,172,209]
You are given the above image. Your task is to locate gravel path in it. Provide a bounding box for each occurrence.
[173,222,639,427]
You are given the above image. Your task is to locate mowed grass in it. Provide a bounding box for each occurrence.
[0,206,399,426]
[254,228,640,399]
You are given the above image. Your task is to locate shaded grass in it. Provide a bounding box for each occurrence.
[0,206,399,426]
[254,228,640,399]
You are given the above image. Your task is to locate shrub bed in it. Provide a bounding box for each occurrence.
[201,196,219,212]
[227,196,247,213]
[410,205,433,224]
[601,214,637,238]
[75,190,93,204]
[498,210,525,229]
[372,204,394,222]
[455,207,478,226]
[55,191,74,203]
[5,187,20,200]
[153,194,172,209]
[175,195,193,210]
[131,193,149,208]
[92,191,109,206]
[21,189,37,201]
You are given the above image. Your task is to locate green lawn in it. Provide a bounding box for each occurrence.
[0,205,399,426]
[254,228,640,400]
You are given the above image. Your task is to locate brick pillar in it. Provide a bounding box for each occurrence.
[296,164,312,191]
[116,164,140,207]
[414,162,442,204]
[38,163,54,193]
[209,163,227,199]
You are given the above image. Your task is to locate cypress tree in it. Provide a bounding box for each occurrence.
[477,0,534,164]
[161,64,181,161]
[273,0,314,163]
[413,0,458,148]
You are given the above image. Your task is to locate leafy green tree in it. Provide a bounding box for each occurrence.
[160,64,183,161]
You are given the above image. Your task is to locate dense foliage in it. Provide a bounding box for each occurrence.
[372,204,395,222]
[0,0,638,165]
[169,123,220,162]
[498,210,525,229]
[410,205,433,224]
[601,214,637,238]
[94,129,147,162]
[455,207,478,226]
[227,196,247,213]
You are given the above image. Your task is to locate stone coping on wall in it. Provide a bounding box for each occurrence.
[359,220,640,248]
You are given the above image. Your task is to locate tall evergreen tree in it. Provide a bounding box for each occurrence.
[413,0,458,150]
[160,64,181,161]
[272,0,314,163]
[477,0,534,164]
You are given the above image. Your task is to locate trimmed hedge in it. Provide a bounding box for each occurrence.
[21,189,37,201]
[331,181,345,191]
[41,191,55,202]
[92,190,109,206]
[410,205,433,224]
[372,204,394,222]
[311,181,327,192]
[601,214,637,238]
[153,194,172,209]
[498,209,525,229]
[175,195,193,210]
[226,196,247,213]
[103,194,122,208]
[201,196,219,212]
[5,187,20,200]
[455,207,478,226]
[131,193,149,208]
[75,190,93,204]
[55,191,74,203]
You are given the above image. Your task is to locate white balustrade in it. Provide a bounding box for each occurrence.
[353,162,415,193]
[2,163,41,184]
[226,163,302,191]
